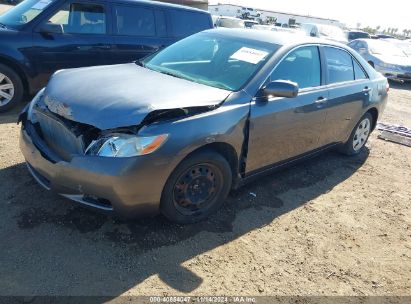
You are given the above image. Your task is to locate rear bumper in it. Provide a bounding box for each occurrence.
[19,121,171,218]
[377,68,411,81]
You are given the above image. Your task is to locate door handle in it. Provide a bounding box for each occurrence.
[315,97,328,103]
[363,87,372,93]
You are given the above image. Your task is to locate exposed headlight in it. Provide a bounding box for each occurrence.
[86,133,168,157]
[380,63,402,71]
[27,88,45,123]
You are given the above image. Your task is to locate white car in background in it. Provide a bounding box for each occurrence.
[301,23,348,44]
[252,24,305,36]
[214,16,245,29]
[383,38,411,56]
[348,39,411,82]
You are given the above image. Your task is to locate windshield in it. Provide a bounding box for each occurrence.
[143,33,279,91]
[218,18,245,29]
[0,0,55,29]
[368,41,407,57]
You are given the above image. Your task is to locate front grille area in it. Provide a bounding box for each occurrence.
[35,110,85,161]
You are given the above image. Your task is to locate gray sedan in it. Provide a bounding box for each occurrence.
[19,29,388,224]
[348,38,411,82]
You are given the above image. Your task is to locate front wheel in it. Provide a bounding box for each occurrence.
[160,150,232,224]
[339,113,373,156]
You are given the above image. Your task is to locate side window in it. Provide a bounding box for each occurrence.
[115,5,155,36]
[155,10,167,37]
[169,10,211,37]
[270,46,321,89]
[324,47,354,84]
[46,3,106,34]
[353,59,368,80]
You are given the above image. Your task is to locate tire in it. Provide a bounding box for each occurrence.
[0,63,24,113]
[339,113,373,156]
[160,150,232,224]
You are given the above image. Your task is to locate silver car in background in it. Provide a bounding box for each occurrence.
[215,16,245,29]
[301,23,348,44]
[349,39,411,82]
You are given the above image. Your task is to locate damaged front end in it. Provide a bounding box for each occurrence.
[20,90,220,162]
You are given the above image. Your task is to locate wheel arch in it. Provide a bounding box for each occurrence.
[366,107,379,131]
[182,142,240,186]
[0,55,30,95]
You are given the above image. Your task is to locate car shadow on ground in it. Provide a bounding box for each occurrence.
[0,146,370,296]
[0,101,26,124]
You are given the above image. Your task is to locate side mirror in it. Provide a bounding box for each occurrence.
[262,80,299,99]
[36,23,63,35]
[310,32,316,37]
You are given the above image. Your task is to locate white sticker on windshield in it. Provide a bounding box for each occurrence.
[31,0,53,10]
[230,47,269,64]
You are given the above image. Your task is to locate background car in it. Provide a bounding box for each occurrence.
[347,30,371,41]
[244,19,259,28]
[0,0,213,112]
[348,38,411,81]
[300,23,348,44]
[20,29,388,224]
[375,34,394,39]
[383,38,411,56]
[214,16,245,29]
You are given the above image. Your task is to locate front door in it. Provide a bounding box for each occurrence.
[30,1,112,88]
[246,45,328,173]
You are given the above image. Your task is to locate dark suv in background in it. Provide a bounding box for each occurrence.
[0,0,213,111]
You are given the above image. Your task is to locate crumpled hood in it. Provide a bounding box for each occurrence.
[43,63,231,130]
[374,55,411,66]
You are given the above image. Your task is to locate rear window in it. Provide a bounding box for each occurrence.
[115,5,155,36]
[349,32,370,40]
[324,47,354,84]
[169,10,211,37]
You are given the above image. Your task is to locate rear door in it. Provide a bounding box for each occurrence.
[246,45,329,173]
[110,3,173,64]
[167,9,212,39]
[30,1,112,87]
[319,46,372,145]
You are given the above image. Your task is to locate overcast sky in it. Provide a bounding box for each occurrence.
[209,0,410,31]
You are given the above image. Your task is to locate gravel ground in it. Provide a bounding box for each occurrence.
[0,82,409,298]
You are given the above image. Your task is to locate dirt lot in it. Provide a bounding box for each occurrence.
[0,82,409,299]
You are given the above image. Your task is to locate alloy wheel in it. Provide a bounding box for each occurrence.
[353,118,371,151]
[0,73,14,106]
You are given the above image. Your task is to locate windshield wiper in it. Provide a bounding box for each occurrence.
[0,23,8,29]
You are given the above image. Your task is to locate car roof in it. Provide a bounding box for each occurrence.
[203,28,348,48]
[111,0,208,13]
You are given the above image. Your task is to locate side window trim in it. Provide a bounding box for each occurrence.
[36,0,108,35]
[352,56,370,80]
[268,44,323,92]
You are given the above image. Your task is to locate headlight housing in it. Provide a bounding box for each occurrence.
[86,133,168,157]
[27,88,45,123]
